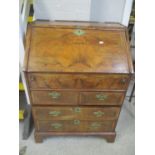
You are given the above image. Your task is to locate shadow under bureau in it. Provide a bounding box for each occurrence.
[23,21,133,143]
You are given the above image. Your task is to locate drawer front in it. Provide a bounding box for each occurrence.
[28,73,130,90]
[33,107,120,121]
[36,120,115,132]
[31,91,78,105]
[80,92,125,106]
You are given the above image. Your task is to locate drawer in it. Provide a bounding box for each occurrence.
[32,106,120,121]
[80,92,125,106]
[31,91,78,105]
[28,73,130,90]
[36,120,116,132]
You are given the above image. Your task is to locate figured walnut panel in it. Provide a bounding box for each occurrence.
[28,73,130,90]
[31,91,78,105]
[27,27,130,73]
[80,92,125,106]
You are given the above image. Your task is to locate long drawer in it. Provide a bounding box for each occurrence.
[32,106,120,121]
[28,73,130,90]
[36,120,116,132]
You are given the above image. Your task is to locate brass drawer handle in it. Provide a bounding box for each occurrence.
[96,94,107,101]
[120,78,126,84]
[51,123,62,129]
[49,111,61,116]
[93,111,104,117]
[48,92,61,99]
[90,122,102,129]
[73,120,80,125]
[29,75,35,81]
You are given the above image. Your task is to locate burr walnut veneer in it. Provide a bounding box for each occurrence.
[24,21,133,143]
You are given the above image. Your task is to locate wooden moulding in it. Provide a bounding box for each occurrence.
[34,131,116,143]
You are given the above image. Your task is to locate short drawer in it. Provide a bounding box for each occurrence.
[80,92,125,106]
[31,91,78,105]
[32,106,120,121]
[36,120,116,132]
[28,73,130,90]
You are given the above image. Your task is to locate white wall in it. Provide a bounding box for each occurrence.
[90,0,126,22]
[34,0,132,25]
[34,0,91,21]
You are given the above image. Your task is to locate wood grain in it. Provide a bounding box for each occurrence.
[24,21,133,143]
[36,120,115,132]
[32,106,120,121]
[28,73,130,90]
[80,91,125,106]
[31,90,79,105]
[24,21,133,74]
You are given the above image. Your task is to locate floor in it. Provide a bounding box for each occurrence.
[19,80,135,155]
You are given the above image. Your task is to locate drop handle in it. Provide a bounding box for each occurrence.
[48,92,61,99]
[29,75,35,81]
[93,111,105,117]
[48,111,61,116]
[120,78,126,84]
[51,123,62,129]
[96,94,108,101]
[90,122,102,129]
[73,120,80,125]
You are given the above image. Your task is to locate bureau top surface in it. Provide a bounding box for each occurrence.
[24,21,133,74]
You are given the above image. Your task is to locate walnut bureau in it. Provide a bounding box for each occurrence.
[24,21,133,143]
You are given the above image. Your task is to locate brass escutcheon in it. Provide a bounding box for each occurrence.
[73,29,85,36]
[74,107,81,113]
